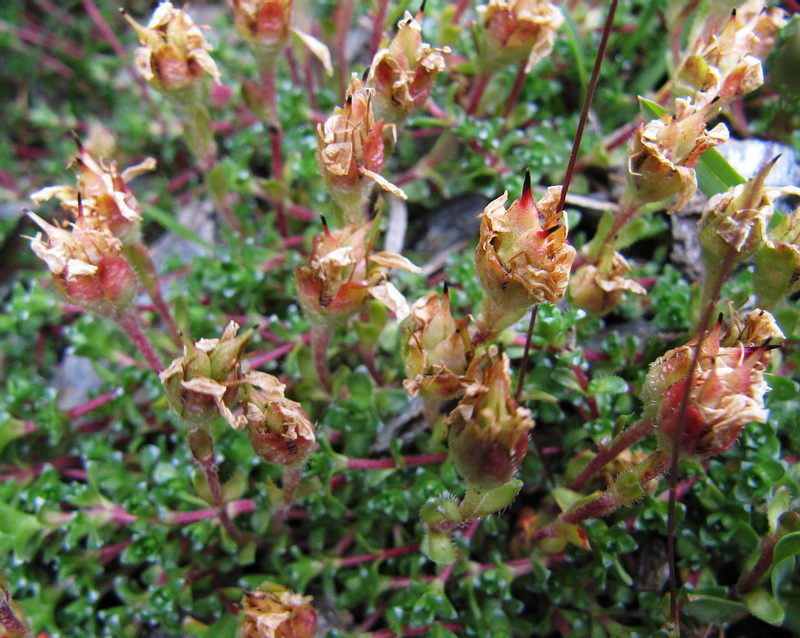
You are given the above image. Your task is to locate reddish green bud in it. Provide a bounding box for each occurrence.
[475,175,575,331]
[447,347,534,491]
[568,250,645,316]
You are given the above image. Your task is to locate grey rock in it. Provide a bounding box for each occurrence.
[716,138,800,186]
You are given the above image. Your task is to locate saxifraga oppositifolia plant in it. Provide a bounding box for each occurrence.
[4,0,800,636]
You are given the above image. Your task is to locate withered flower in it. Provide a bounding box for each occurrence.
[627,98,728,213]
[675,2,788,107]
[402,284,474,401]
[124,2,221,94]
[316,74,406,225]
[642,322,778,459]
[159,322,254,428]
[30,136,155,244]
[295,219,420,329]
[237,372,316,466]
[477,0,564,71]
[699,158,799,263]
[239,583,316,638]
[26,211,137,317]
[447,346,534,490]
[568,250,646,316]
[369,10,448,124]
[475,172,575,331]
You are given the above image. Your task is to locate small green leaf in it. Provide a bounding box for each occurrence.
[684,594,747,624]
[588,375,628,396]
[742,588,785,625]
[143,204,214,249]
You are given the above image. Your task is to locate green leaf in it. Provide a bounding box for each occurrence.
[142,204,215,250]
[743,589,785,625]
[637,96,745,196]
[684,594,747,625]
[772,532,800,595]
[588,375,628,396]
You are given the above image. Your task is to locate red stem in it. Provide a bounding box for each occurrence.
[261,66,289,238]
[337,543,420,568]
[502,61,527,120]
[369,0,390,59]
[311,328,333,393]
[67,389,120,419]
[466,73,491,116]
[335,0,355,100]
[345,453,448,470]
[569,417,654,491]
[116,313,163,375]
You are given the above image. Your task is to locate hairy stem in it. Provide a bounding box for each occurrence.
[260,64,288,238]
[569,416,654,491]
[116,313,164,375]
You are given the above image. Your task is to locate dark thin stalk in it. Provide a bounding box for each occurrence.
[310,327,333,393]
[466,73,491,116]
[666,244,738,623]
[515,305,538,401]
[556,0,618,217]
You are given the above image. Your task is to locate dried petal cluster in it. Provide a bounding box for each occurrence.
[316,75,406,222]
[477,0,564,71]
[402,286,474,401]
[296,220,419,329]
[628,98,728,213]
[369,11,448,124]
[675,2,788,108]
[30,138,155,244]
[568,250,645,316]
[447,347,534,490]
[26,212,137,316]
[125,2,221,94]
[643,313,783,458]
[239,584,316,638]
[239,372,316,465]
[475,177,575,330]
[160,322,253,428]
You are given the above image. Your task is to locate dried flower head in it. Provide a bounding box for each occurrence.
[477,0,564,71]
[642,323,777,458]
[627,98,728,213]
[402,284,474,401]
[30,135,155,244]
[295,220,419,329]
[675,2,788,107]
[159,322,254,428]
[239,583,316,638]
[699,158,799,264]
[475,173,575,331]
[369,10,448,124]
[316,74,406,223]
[568,250,646,316]
[124,2,221,94]
[238,372,316,465]
[722,307,785,354]
[447,346,534,490]
[26,211,137,316]
[230,0,332,74]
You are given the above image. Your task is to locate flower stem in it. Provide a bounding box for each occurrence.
[345,453,448,470]
[369,0,390,59]
[310,327,333,393]
[466,72,491,116]
[569,416,654,491]
[260,64,289,238]
[116,313,163,375]
[187,427,246,545]
[502,61,527,121]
